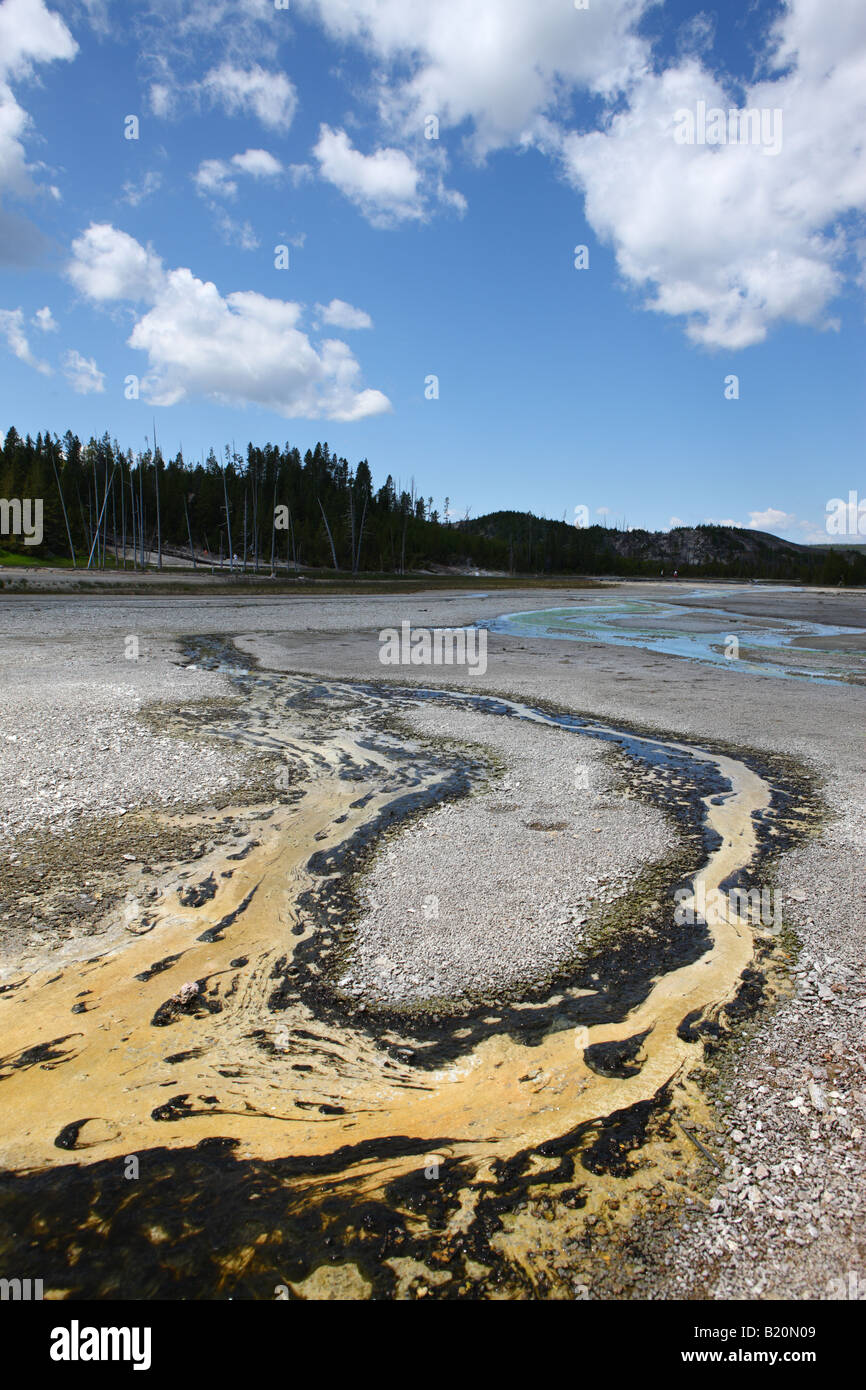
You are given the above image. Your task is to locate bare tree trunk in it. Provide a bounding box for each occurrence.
[128,467,135,569]
[154,460,162,568]
[242,491,248,573]
[354,494,368,573]
[130,463,139,569]
[87,465,116,570]
[91,454,100,567]
[222,464,234,573]
[318,497,338,570]
[183,493,196,569]
[138,456,145,568]
[50,446,76,567]
[269,483,276,575]
[153,424,162,570]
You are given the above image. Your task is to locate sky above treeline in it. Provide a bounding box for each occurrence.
[0,0,864,540]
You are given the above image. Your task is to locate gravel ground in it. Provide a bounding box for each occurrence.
[339,704,675,1003]
[0,635,260,841]
[646,806,866,1302]
[1,581,863,1300]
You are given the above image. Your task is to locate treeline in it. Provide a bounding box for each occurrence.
[0,427,506,572]
[0,426,864,584]
[459,511,866,585]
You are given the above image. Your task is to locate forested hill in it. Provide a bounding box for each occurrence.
[460,511,866,583]
[0,427,863,584]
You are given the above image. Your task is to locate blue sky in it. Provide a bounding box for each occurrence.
[0,0,864,539]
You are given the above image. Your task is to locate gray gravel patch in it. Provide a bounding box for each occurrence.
[339,703,677,1004]
[0,635,260,842]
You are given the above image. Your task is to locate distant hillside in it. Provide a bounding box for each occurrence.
[457,513,866,584]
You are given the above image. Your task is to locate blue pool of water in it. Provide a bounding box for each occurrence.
[485,598,866,683]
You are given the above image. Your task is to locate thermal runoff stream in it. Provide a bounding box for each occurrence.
[0,640,817,1299]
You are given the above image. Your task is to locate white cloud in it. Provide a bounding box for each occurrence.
[193,148,283,200]
[313,125,425,225]
[0,305,50,371]
[194,157,237,199]
[702,508,826,541]
[315,298,373,330]
[72,0,866,352]
[32,304,56,331]
[557,1,866,348]
[747,508,799,533]
[193,149,282,248]
[0,0,78,262]
[66,222,391,421]
[0,0,77,80]
[62,348,105,394]
[231,148,282,179]
[215,211,259,251]
[121,170,163,207]
[295,0,649,157]
[149,81,175,119]
[202,63,297,130]
[67,222,165,302]
[293,0,866,347]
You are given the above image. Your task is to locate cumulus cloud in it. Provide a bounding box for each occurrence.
[0,0,78,262]
[193,149,283,249]
[193,148,283,200]
[66,222,391,421]
[702,508,826,541]
[311,123,466,225]
[552,0,866,349]
[202,63,297,130]
[747,508,799,533]
[558,55,849,349]
[316,299,373,330]
[291,0,866,348]
[0,0,76,82]
[312,124,461,226]
[231,148,282,178]
[295,0,649,156]
[194,157,237,199]
[0,305,50,371]
[120,0,866,348]
[67,222,165,302]
[313,126,422,224]
[62,348,105,393]
[32,304,56,331]
[44,0,866,358]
